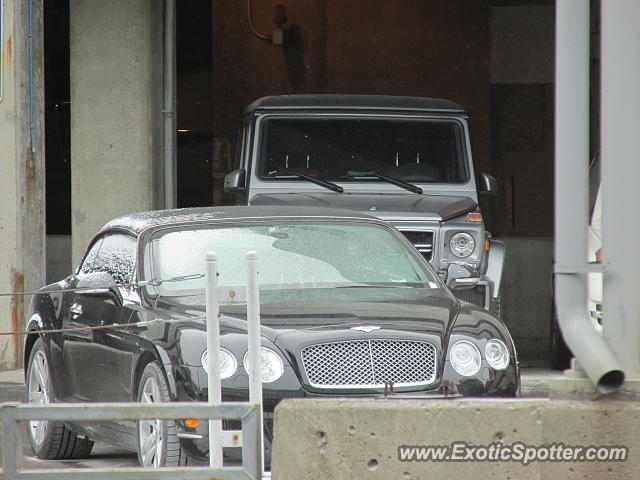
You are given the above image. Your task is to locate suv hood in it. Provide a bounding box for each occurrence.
[250,192,477,222]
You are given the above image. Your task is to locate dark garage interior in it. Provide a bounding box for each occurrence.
[42,0,602,366]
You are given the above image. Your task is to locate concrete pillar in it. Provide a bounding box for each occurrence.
[0,0,46,369]
[601,0,640,376]
[70,0,164,265]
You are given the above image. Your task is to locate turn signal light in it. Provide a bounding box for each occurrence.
[184,419,200,428]
[467,212,483,223]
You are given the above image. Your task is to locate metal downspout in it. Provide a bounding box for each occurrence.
[163,0,177,209]
[554,0,624,393]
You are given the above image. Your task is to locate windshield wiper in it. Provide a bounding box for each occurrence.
[347,173,423,194]
[142,273,205,287]
[271,173,344,193]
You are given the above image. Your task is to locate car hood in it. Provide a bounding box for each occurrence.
[250,192,477,222]
[159,288,459,372]
[214,287,458,348]
[164,288,456,338]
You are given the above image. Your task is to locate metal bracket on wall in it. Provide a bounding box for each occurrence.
[554,263,605,274]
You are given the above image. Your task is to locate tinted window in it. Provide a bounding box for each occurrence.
[258,117,468,183]
[92,234,137,287]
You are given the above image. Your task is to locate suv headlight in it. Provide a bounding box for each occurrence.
[449,340,481,376]
[485,339,510,370]
[202,348,238,379]
[243,347,284,383]
[450,232,475,258]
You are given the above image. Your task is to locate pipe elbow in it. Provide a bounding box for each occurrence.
[555,273,624,394]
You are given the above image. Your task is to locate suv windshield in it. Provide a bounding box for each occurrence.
[258,117,468,184]
[147,222,438,298]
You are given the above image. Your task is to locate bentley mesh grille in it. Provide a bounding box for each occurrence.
[301,339,437,388]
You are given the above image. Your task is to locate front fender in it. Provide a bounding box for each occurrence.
[485,239,505,298]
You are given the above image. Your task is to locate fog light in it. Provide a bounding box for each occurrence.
[184,419,200,428]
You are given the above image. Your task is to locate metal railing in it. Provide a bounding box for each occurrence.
[0,402,262,479]
[0,252,267,479]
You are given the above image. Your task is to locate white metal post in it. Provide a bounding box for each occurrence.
[205,252,223,468]
[601,0,640,376]
[246,251,264,473]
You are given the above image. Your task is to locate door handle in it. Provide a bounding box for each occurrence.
[70,303,83,316]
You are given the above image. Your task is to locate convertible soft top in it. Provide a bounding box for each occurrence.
[99,205,380,236]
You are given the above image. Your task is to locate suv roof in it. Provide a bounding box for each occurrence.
[244,95,465,114]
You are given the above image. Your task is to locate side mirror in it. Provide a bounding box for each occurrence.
[478,173,497,196]
[224,169,247,193]
[446,263,481,290]
[76,272,122,304]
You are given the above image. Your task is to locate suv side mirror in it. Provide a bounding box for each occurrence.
[224,169,247,193]
[478,173,497,196]
[76,272,122,304]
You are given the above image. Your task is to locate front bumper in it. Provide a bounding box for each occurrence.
[171,361,518,466]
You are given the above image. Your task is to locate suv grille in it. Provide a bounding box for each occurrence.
[400,230,435,261]
[453,284,487,308]
[301,339,437,388]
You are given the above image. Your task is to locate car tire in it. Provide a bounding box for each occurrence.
[136,361,188,467]
[550,300,572,370]
[26,337,94,459]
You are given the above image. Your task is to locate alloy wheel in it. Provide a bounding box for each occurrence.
[27,350,51,447]
[138,376,165,467]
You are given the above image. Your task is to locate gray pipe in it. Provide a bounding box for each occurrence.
[163,0,177,209]
[554,0,624,394]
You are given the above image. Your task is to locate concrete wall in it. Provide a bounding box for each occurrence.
[69,0,164,264]
[0,0,45,369]
[501,237,554,366]
[488,4,555,237]
[490,6,555,85]
[46,235,72,284]
[272,398,639,479]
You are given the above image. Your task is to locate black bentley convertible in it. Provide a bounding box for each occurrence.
[24,206,518,467]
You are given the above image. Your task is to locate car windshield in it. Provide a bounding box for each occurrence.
[146,222,438,298]
[258,117,468,184]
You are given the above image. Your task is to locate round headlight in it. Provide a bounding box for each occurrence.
[450,232,475,258]
[201,348,237,379]
[449,340,481,376]
[243,347,284,383]
[485,339,510,370]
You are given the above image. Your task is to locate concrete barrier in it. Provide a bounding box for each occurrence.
[271,398,639,479]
